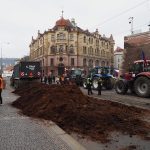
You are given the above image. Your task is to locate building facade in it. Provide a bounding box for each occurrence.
[29,17,115,76]
[123,31,150,72]
[114,47,124,70]
[124,31,150,59]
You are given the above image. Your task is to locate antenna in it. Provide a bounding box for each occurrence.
[129,17,134,34]
[61,10,64,18]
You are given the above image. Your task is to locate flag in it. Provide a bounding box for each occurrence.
[141,51,147,66]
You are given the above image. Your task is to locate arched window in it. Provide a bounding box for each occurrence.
[106,61,109,66]
[95,60,99,66]
[101,61,105,67]
[69,45,74,53]
[88,59,93,68]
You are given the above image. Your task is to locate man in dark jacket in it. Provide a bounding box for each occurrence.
[98,78,102,95]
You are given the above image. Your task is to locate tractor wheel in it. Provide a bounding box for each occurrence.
[115,80,128,94]
[134,77,150,98]
[92,78,98,90]
[83,79,87,89]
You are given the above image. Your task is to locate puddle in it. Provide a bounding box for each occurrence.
[71,132,150,150]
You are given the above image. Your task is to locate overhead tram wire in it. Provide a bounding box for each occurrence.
[95,0,149,27]
[112,22,149,36]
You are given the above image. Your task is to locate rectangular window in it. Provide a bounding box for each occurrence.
[70,34,74,40]
[71,58,74,66]
[51,35,55,41]
[50,58,54,66]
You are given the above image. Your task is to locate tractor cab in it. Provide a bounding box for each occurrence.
[89,66,113,78]
[125,60,150,80]
[130,60,150,74]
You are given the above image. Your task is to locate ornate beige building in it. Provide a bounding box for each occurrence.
[29,17,114,76]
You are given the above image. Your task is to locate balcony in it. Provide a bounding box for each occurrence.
[56,39,67,43]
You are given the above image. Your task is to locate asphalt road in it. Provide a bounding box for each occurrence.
[80,87,150,110]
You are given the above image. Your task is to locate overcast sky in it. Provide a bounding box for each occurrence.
[0,0,150,58]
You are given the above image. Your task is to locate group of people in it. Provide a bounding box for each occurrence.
[43,74,70,85]
[43,75,55,84]
[87,77,102,96]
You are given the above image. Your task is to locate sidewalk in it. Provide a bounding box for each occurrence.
[0,82,86,150]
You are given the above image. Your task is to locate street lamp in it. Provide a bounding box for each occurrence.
[0,42,10,75]
[148,23,150,31]
[129,17,134,35]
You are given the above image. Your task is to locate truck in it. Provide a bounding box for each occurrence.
[10,61,41,88]
[115,60,150,98]
[83,66,116,90]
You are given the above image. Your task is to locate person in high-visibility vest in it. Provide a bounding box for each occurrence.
[0,75,4,105]
[87,78,93,95]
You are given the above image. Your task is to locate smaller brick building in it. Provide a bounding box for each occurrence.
[124,31,150,58]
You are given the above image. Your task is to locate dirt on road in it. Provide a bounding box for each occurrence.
[11,83,150,143]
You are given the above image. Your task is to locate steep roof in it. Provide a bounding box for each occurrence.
[55,17,73,27]
[124,31,150,46]
[115,47,124,52]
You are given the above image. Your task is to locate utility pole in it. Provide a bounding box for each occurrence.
[0,46,2,75]
[0,42,10,75]
[129,17,134,35]
[148,23,150,31]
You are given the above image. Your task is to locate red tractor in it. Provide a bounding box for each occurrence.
[115,60,150,98]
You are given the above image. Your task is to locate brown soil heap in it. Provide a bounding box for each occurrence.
[12,83,150,143]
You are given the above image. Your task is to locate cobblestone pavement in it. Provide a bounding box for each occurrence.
[0,82,86,150]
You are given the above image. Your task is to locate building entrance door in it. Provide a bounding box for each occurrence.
[58,63,65,76]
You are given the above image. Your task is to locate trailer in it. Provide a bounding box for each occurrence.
[10,61,41,88]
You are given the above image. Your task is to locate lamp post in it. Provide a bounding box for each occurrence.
[0,42,10,75]
[148,24,150,31]
[0,46,2,75]
[129,17,134,35]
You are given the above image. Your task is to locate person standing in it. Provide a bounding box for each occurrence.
[87,78,93,95]
[48,75,52,84]
[0,75,4,104]
[44,75,48,84]
[98,78,102,95]
[52,75,55,83]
